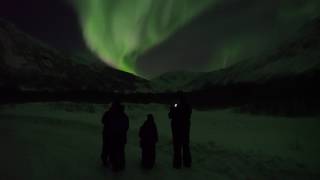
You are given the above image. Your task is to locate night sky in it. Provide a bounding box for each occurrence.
[0,0,85,51]
[1,0,320,78]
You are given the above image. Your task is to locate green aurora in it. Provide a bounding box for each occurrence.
[72,0,320,78]
[72,0,217,75]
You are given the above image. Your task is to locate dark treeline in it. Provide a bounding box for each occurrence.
[0,90,176,104]
[0,71,319,117]
[188,70,320,116]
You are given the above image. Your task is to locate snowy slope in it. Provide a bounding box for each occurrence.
[183,17,320,90]
[0,19,149,92]
[0,103,319,179]
[150,71,203,92]
[148,15,320,92]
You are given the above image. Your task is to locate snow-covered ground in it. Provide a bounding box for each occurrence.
[0,103,319,179]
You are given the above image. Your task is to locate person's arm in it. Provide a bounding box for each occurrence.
[139,125,143,138]
[102,112,107,124]
[187,105,192,120]
[168,105,174,119]
[154,125,159,143]
[125,115,129,131]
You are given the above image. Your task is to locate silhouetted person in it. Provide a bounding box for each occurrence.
[101,98,129,171]
[139,114,158,169]
[101,107,111,167]
[168,91,192,169]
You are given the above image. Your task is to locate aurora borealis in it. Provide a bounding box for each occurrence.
[71,0,320,78]
[2,0,320,78]
[72,0,217,75]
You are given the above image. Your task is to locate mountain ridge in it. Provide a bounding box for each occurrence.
[0,19,150,93]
